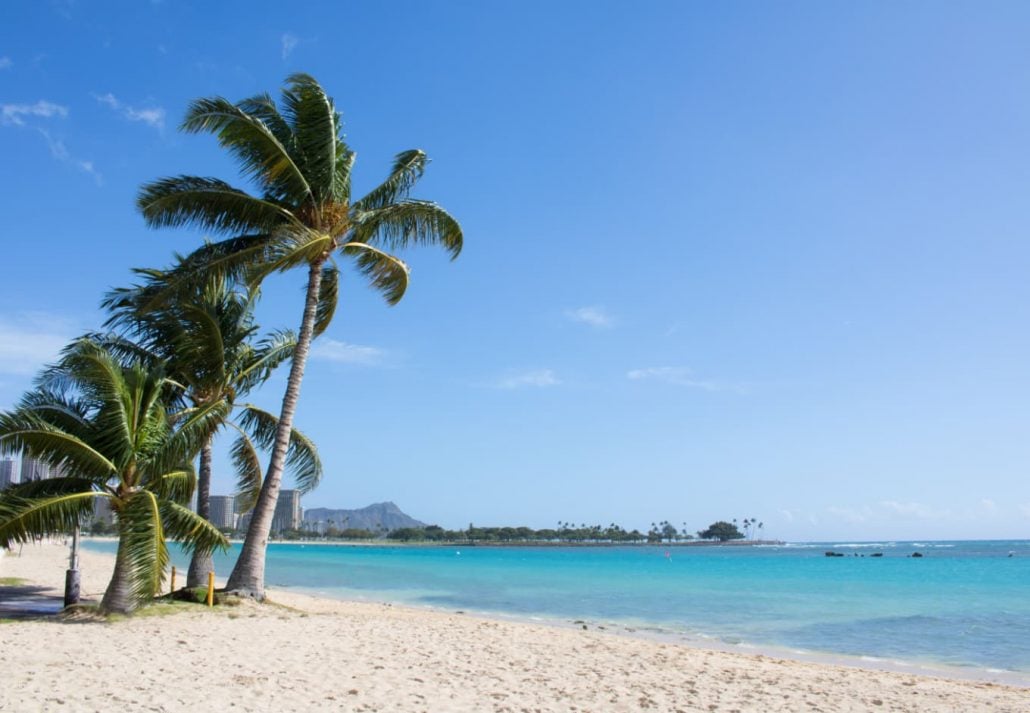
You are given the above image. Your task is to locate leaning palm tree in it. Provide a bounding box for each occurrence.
[137,73,463,598]
[0,340,227,614]
[99,270,322,587]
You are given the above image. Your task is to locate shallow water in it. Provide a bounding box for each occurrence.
[84,538,1030,677]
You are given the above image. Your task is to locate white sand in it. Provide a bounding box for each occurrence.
[2,542,1027,712]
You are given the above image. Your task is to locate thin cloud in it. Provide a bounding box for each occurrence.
[0,57,12,70]
[564,306,614,329]
[1,100,68,126]
[38,129,102,185]
[818,499,1017,531]
[826,505,873,524]
[93,92,165,130]
[1,100,99,183]
[878,500,952,520]
[493,369,560,389]
[0,315,73,376]
[94,93,118,109]
[51,0,76,20]
[626,366,729,392]
[281,33,300,59]
[126,106,165,128]
[310,339,387,366]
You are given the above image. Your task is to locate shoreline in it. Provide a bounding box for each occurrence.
[3,542,1029,711]
[285,581,1030,690]
[86,535,787,548]
[80,537,1030,687]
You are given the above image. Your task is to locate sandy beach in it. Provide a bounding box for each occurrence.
[1,543,1027,712]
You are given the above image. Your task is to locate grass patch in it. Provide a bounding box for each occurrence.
[55,597,241,623]
[38,589,282,624]
[133,601,196,618]
[0,577,29,586]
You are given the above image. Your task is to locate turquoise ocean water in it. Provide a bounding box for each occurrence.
[84,539,1030,680]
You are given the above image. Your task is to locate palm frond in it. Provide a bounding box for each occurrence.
[79,332,163,370]
[246,227,333,284]
[228,426,262,513]
[176,302,229,388]
[236,92,294,150]
[180,97,313,203]
[97,362,151,470]
[159,500,230,553]
[313,262,339,337]
[282,423,321,494]
[118,490,169,604]
[138,176,297,235]
[279,73,340,203]
[0,413,118,480]
[237,404,322,493]
[353,149,428,212]
[146,467,196,506]
[158,235,276,299]
[14,388,93,440]
[235,329,296,394]
[340,242,410,305]
[353,200,463,260]
[168,400,231,464]
[101,267,174,323]
[0,486,104,548]
[335,144,355,203]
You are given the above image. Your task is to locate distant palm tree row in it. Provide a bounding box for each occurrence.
[0,74,463,612]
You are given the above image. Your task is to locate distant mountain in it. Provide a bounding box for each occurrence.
[303,502,426,532]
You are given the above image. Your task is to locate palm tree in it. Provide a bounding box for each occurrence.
[137,74,462,598]
[99,270,322,587]
[0,341,227,614]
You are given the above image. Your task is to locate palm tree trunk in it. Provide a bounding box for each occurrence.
[187,439,215,588]
[226,260,325,598]
[100,528,135,615]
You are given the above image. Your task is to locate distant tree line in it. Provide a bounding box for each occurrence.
[81,515,763,544]
[385,519,764,544]
[84,517,764,544]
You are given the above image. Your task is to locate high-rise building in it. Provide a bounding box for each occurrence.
[0,458,17,488]
[20,455,51,482]
[271,489,302,533]
[208,495,237,530]
[93,497,115,525]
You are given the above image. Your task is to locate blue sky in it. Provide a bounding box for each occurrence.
[2,1,1029,540]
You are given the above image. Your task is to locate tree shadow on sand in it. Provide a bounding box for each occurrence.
[0,582,67,620]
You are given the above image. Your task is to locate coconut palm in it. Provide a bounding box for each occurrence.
[0,341,227,614]
[136,73,462,598]
[99,269,322,587]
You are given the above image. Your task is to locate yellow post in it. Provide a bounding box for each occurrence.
[206,571,215,607]
[170,566,176,594]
